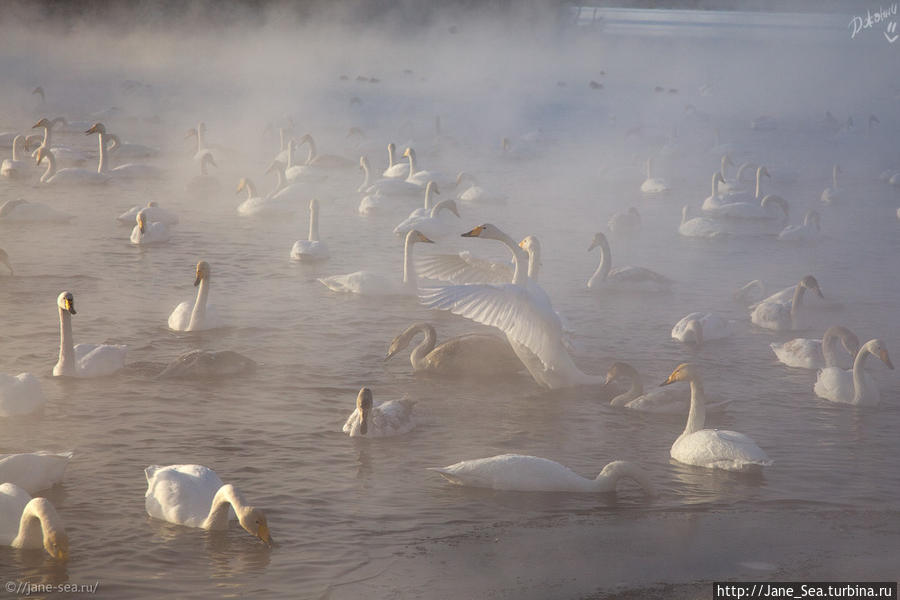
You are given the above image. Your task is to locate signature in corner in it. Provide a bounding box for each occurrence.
[885,20,899,42]
[849,4,899,42]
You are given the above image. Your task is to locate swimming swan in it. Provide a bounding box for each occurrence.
[392,181,441,231]
[1,135,31,178]
[820,165,841,205]
[130,208,171,245]
[86,122,162,179]
[778,210,821,241]
[640,157,669,193]
[117,201,178,226]
[671,312,734,345]
[661,363,772,471]
[403,147,454,189]
[168,261,222,332]
[297,133,355,169]
[359,155,421,197]
[342,387,415,437]
[0,373,46,417]
[429,454,656,494]
[608,207,641,236]
[290,198,329,261]
[0,483,68,560]
[605,361,729,414]
[385,322,522,376]
[393,198,460,241]
[0,451,73,493]
[35,147,109,185]
[0,199,72,223]
[750,275,823,331]
[814,339,893,406]
[771,325,860,370]
[587,232,671,290]
[144,464,272,546]
[53,291,126,378]
[679,205,729,238]
[382,142,410,179]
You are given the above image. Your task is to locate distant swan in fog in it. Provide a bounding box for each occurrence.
[430,454,656,494]
[814,339,894,406]
[157,350,256,380]
[671,312,734,345]
[778,210,820,241]
[185,152,219,194]
[715,154,739,193]
[0,483,68,560]
[733,279,766,305]
[701,172,727,212]
[0,373,45,417]
[117,201,177,226]
[290,199,329,261]
[709,166,768,208]
[185,122,213,163]
[640,157,668,193]
[359,154,421,197]
[661,363,772,471]
[318,230,433,295]
[454,172,507,205]
[382,142,409,179]
[168,261,222,332]
[608,207,641,236]
[130,209,171,245]
[679,206,728,238]
[0,451,72,493]
[403,147,454,189]
[1,135,30,178]
[587,232,671,291]
[86,123,162,180]
[393,198,460,241]
[53,291,127,378]
[771,325,859,370]
[708,192,788,223]
[343,387,415,437]
[385,322,522,376]
[35,147,108,185]
[820,165,841,205]
[144,464,272,545]
[0,199,72,223]
[750,275,823,331]
[106,133,159,159]
[298,133,354,169]
[606,361,729,414]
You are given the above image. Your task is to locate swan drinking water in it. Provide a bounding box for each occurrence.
[168,261,222,332]
[814,339,894,406]
[385,322,522,376]
[53,292,127,378]
[342,387,415,437]
[0,483,68,560]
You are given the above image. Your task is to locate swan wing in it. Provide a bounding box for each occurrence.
[370,399,416,437]
[0,373,45,417]
[771,338,822,369]
[814,367,854,403]
[0,451,73,494]
[74,343,127,377]
[144,464,228,527]
[168,301,193,331]
[415,251,514,285]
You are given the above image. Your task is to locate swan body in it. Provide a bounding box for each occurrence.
[671,312,734,345]
[814,339,893,406]
[608,207,641,236]
[357,193,383,216]
[587,232,671,291]
[455,172,507,205]
[0,373,46,417]
[157,350,256,379]
[385,322,522,376]
[53,292,126,378]
[235,176,293,217]
[130,209,171,245]
[0,452,73,493]
[359,156,422,197]
[342,387,415,437]
[86,122,163,180]
[750,275,823,331]
[679,205,729,238]
[715,154,741,193]
[640,158,668,193]
[0,199,72,223]
[144,465,272,545]
[1,135,30,178]
[35,147,108,185]
[298,133,355,169]
[285,139,328,184]
[820,165,841,205]
[392,181,441,231]
[430,454,655,494]
[701,171,729,211]
[117,202,177,226]
[0,483,68,559]
[393,198,460,241]
[662,363,772,471]
[771,325,860,370]
[168,261,222,332]
[403,147,454,188]
[712,166,768,207]
[106,134,159,159]
[778,210,821,241]
[605,361,730,414]
[319,230,433,295]
[734,280,766,305]
[382,142,410,178]
[290,199,329,261]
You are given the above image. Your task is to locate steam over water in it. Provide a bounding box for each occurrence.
[0,4,898,598]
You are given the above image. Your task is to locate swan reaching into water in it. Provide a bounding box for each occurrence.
[679,205,729,238]
[144,464,272,546]
[0,373,45,417]
[1,135,31,178]
[606,362,731,414]
[0,452,72,493]
[640,157,668,193]
[820,165,841,205]
[382,142,410,179]
[393,198,461,241]
[671,312,734,345]
[53,292,126,378]
[318,230,433,295]
[430,454,656,494]
[771,325,859,370]
[608,207,641,235]
[342,387,415,437]
[35,147,109,185]
[778,210,820,241]
[0,483,68,560]
[385,322,522,376]
[587,232,671,291]
[814,339,893,406]
[168,261,222,332]
[0,199,72,223]
[290,199,329,261]
[661,363,772,471]
[117,201,177,226]
[130,209,171,245]
[750,275,823,331]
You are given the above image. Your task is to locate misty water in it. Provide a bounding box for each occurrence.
[1,5,899,599]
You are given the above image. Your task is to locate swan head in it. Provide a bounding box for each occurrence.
[236,177,250,194]
[682,319,703,346]
[461,223,506,240]
[714,171,726,184]
[865,339,894,370]
[359,155,369,170]
[759,166,770,179]
[194,261,210,286]
[136,209,147,233]
[147,201,158,207]
[85,122,106,135]
[237,506,272,547]
[356,387,373,435]
[32,117,51,129]
[519,235,541,256]
[587,232,609,252]
[0,248,12,275]
[799,275,824,299]
[660,362,699,386]
[402,147,415,160]
[605,361,636,385]
[184,127,197,140]
[57,291,76,315]
[406,230,434,245]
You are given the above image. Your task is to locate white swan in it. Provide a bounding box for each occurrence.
[318,230,433,295]
[0,373,45,417]
[342,387,415,437]
[35,147,109,185]
[820,165,841,205]
[700,171,727,211]
[587,232,671,291]
[359,155,421,197]
[385,322,522,376]
[429,454,655,494]
[0,483,68,560]
[393,181,442,231]
[53,292,127,378]
[1,135,31,178]
[606,362,729,414]
[671,312,734,345]
[86,123,162,180]
[117,201,177,226]
[419,224,602,389]
[454,172,507,205]
[185,122,213,163]
[814,339,893,406]
[778,210,821,241]
[106,133,159,159]
[144,464,272,545]
[290,198,329,261]
[285,139,328,184]
[0,199,72,223]
[0,452,72,493]
[0,248,11,275]
[357,192,383,216]
[297,133,355,169]
[640,157,669,193]
[168,261,222,332]
[403,147,454,189]
[707,189,788,222]
[235,175,290,217]
[661,363,772,471]
[715,154,740,193]
[771,325,860,370]
[733,279,766,305]
[382,142,409,179]
[679,205,729,238]
[31,117,85,164]
[710,166,768,208]
[393,198,460,241]
[750,275,823,331]
[130,209,171,245]
[185,152,219,194]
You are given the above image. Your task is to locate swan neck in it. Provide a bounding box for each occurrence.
[402,233,417,285]
[610,367,643,406]
[595,461,653,494]
[41,151,57,182]
[789,284,806,324]
[755,169,763,199]
[202,485,247,530]
[526,246,540,280]
[711,172,719,197]
[822,328,842,368]
[387,144,397,168]
[645,159,651,179]
[424,185,437,210]
[11,136,22,161]
[196,126,207,150]
[411,323,437,370]
[188,277,210,331]
[591,239,611,284]
[57,306,75,375]
[851,346,871,403]
[494,230,527,285]
[308,203,319,242]
[246,180,258,199]
[406,150,418,178]
[720,155,728,179]
[683,379,707,436]
[12,500,58,549]
[97,132,108,173]
[287,139,295,168]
